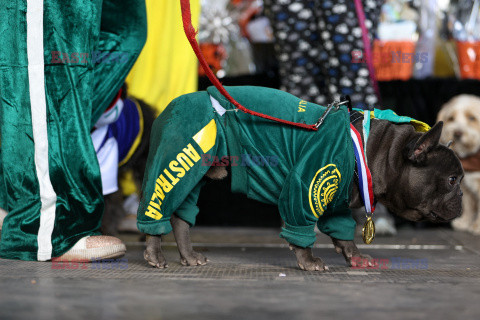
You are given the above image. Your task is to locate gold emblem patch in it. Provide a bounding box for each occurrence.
[309,164,341,218]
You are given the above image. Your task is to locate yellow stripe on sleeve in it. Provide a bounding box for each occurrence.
[193,119,217,153]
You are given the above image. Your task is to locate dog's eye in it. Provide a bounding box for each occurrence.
[468,115,477,122]
[447,116,454,122]
[449,176,457,185]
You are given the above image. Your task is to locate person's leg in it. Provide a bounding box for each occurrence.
[0,148,5,230]
[0,0,146,261]
[0,0,103,261]
[263,0,329,105]
[264,0,383,107]
[313,0,383,106]
[0,143,5,211]
[91,0,147,126]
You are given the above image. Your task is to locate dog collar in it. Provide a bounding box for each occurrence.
[350,112,376,244]
[352,108,431,133]
[459,149,480,172]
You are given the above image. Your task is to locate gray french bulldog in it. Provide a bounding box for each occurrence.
[144,116,463,271]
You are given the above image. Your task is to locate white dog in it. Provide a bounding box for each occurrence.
[438,94,480,234]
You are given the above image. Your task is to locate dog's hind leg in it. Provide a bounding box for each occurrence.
[289,244,328,271]
[171,214,208,266]
[144,235,168,268]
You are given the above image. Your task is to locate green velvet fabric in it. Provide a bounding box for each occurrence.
[138,86,356,248]
[136,91,229,235]
[209,86,356,247]
[0,0,146,260]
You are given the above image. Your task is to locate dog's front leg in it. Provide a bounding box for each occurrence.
[144,235,168,268]
[289,244,328,271]
[331,238,377,268]
[171,214,208,266]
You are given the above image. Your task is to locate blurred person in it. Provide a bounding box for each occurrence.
[263,0,383,107]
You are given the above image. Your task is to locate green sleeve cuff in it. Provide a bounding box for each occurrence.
[316,206,356,241]
[137,220,172,236]
[175,206,199,227]
[280,222,317,248]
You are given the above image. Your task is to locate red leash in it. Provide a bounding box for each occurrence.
[353,0,381,101]
[179,0,318,131]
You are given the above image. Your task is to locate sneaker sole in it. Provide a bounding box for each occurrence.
[56,244,127,261]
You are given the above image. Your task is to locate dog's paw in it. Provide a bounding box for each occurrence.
[297,257,328,271]
[348,254,378,268]
[469,222,480,235]
[144,235,168,269]
[289,244,328,271]
[144,249,168,269]
[452,218,471,232]
[331,238,378,268]
[180,251,208,266]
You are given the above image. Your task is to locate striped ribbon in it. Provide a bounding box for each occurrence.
[350,123,375,214]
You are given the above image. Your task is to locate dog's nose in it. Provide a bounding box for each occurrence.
[453,131,463,139]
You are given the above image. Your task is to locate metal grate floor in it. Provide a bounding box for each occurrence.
[1,243,479,284]
[2,228,480,320]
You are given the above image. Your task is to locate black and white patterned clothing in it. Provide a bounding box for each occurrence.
[264,0,383,107]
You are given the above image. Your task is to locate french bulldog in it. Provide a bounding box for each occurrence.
[143,101,463,271]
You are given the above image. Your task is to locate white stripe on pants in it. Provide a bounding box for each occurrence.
[26,0,58,261]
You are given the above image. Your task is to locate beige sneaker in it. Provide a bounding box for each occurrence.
[0,208,6,231]
[55,235,126,261]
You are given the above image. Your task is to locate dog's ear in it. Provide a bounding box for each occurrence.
[406,121,443,163]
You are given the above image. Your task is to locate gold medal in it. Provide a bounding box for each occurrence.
[362,216,375,244]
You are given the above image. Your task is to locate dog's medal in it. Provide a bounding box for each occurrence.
[351,113,376,244]
[362,215,375,244]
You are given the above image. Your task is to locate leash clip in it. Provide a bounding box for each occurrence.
[314,100,349,129]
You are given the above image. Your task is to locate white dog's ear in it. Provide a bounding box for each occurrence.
[436,107,445,122]
[437,99,453,122]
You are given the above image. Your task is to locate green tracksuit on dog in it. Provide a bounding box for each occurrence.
[137,86,356,248]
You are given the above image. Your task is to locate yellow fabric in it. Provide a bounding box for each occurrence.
[356,110,431,133]
[121,1,200,197]
[367,113,430,132]
[119,170,138,197]
[126,0,201,115]
[410,120,431,133]
[193,119,217,153]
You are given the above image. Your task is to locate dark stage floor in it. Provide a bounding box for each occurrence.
[1,227,480,320]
